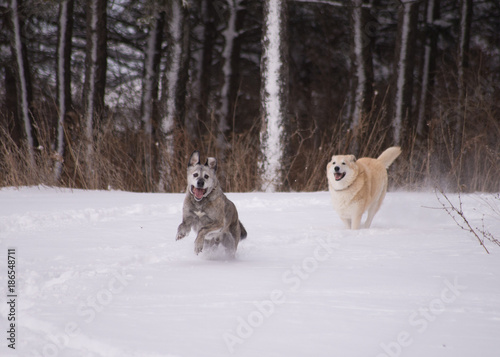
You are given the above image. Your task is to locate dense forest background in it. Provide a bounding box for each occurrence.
[0,0,499,192]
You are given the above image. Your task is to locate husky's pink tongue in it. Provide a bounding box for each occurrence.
[193,187,206,200]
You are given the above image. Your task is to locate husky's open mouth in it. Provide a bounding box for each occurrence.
[190,186,207,201]
[334,172,346,181]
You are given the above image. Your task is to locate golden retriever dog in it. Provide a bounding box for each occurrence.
[326,147,401,229]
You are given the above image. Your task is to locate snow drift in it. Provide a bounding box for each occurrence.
[0,187,499,357]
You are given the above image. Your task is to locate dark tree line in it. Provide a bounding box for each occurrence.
[0,0,499,191]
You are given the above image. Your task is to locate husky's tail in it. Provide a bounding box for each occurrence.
[239,221,248,240]
[377,146,402,169]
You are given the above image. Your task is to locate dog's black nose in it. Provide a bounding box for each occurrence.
[334,166,340,172]
[197,179,204,188]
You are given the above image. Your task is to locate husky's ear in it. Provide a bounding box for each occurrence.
[205,157,217,172]
[188,151,200,167]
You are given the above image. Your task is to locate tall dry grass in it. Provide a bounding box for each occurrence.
[1,78,499,193]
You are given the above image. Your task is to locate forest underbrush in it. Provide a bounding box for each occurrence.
[1,84,498,193]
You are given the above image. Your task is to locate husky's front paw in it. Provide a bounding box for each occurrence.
[176,232,187,240]
[194,241,204,255]
[176,223,189,240]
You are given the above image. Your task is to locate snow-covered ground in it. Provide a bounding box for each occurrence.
[1,187,499,357]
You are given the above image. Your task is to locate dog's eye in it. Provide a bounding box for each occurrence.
[332,162,336,165]
[342,162,346,165]
[193,173,199,178]
[204,174,209,179]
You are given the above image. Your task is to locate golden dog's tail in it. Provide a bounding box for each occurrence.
[377,146,402,168]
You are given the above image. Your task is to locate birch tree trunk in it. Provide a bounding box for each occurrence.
[83,0,107,182]
[159,0,189,191]
[9,0,35,165]
[54,0,74,180]
[259,0,289,192]
[391,0,419,146]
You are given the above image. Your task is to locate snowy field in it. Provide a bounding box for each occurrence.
[1,187,499,357]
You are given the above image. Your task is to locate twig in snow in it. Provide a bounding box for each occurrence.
[435,189,490,254]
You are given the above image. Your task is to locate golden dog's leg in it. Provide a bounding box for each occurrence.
[365,189,387,228]
[364,204,379,228]
[341,218,352,229]
[351,214,362,230]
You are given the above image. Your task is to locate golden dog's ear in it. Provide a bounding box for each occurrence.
[349,155,357,162]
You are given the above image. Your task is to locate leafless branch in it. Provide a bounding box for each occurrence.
[436,189,492,254]
[289,0,371,8]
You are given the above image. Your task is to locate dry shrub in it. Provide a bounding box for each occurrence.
[421,72,500,192]
[1,74,499,193]
[0,111,58,188]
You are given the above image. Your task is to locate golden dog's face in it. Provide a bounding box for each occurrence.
[326,154,358,190]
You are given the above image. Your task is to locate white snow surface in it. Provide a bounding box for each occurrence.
[1,187,500,357]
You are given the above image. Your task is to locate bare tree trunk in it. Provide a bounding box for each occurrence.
[217,0,241,151]
[3,65,23,146]
[349,0,374,153]
[184,0,206,140]
[141,5,165,190]
[55,0,74,180]
[175,4,191,137]
[9,0,35,165]
[141,7,165,137]
[83,0,107,182]
[159,0,189,191]
[417,0,439,139]
[198,0,217,136]
[259,0,289,192]
[455,0,472,157]
[391,0,419,146]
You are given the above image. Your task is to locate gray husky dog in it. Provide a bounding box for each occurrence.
[175,151,247,256]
